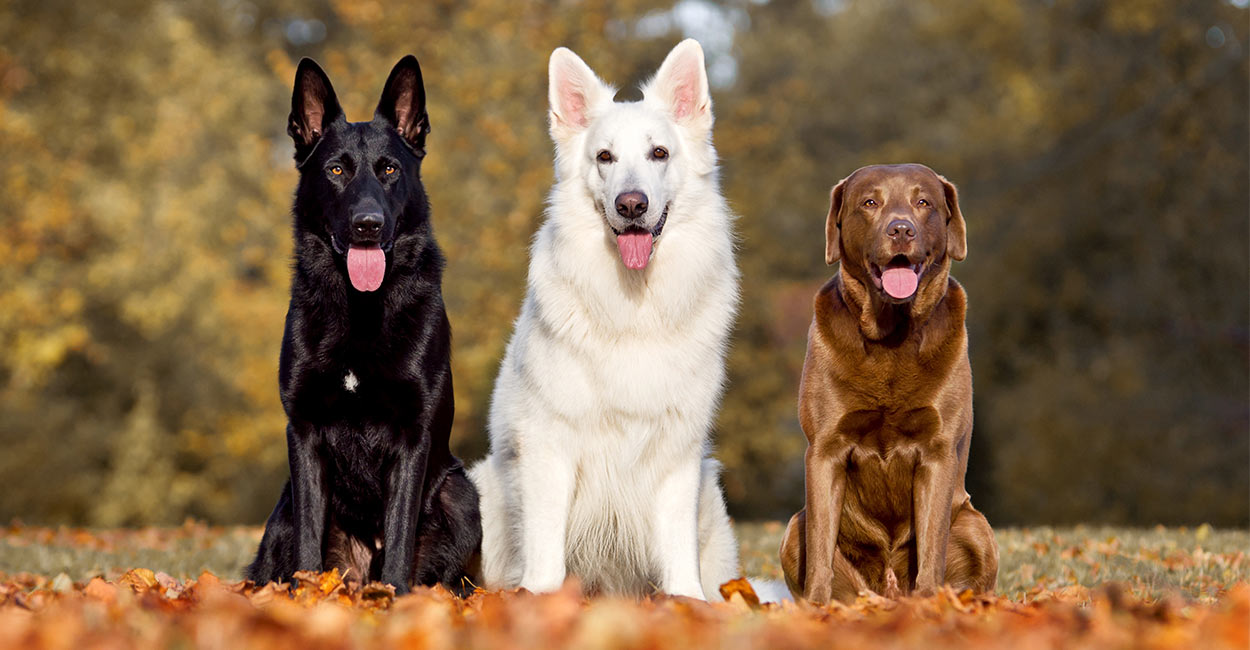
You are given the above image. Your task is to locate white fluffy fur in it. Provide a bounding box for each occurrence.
[469,40,741,600]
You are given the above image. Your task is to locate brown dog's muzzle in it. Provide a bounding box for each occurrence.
[870,248,926,303]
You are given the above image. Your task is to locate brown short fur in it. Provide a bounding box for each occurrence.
[779,164,998,604]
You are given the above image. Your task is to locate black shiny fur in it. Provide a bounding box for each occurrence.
[245,56,480,595]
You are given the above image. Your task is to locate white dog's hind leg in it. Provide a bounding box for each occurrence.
[653,458,707,599]
[696,458,740,601]
[468,454,521,590]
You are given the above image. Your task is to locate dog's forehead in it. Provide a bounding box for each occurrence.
[319,120,403,159]
[849,164,942,195]
[587,103,675,149]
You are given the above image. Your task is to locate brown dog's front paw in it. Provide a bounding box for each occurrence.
[912,577,940,598]
[804,583,833,605]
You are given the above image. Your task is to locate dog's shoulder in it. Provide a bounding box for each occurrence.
[809,274,862,355]
[915,275,968,363]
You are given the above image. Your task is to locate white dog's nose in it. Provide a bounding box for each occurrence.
[615,192,648,219]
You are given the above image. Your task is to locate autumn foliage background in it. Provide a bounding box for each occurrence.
[0,0,1246,531]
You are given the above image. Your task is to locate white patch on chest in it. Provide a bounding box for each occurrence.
[343,370,359,393]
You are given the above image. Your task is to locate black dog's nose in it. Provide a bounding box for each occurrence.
[352,213,384,238]
[615,192,649,220]
[886,219,916,241]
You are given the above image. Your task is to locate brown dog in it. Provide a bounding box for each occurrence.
[779,164,998,604]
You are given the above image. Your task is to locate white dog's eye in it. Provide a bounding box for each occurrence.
[652,146,669,160]
[596,150,613,163]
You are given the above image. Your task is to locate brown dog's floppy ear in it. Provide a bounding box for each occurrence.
[940,175,967,261]
[825,179,847,265]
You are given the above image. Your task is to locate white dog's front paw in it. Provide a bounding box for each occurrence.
[519,571,567,594]
[665,583,707,600]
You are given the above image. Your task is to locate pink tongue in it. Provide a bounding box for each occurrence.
[881,267,919,299]
[616,231,654,270]
[346,246,386,292]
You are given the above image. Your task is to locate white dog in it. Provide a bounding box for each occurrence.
[469,39,741,600]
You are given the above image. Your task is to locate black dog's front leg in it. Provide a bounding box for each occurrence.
[287,421,329,573]
[380,439,430,593]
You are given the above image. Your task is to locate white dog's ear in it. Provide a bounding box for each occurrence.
[549,47,611,142]
[645,39,712,131]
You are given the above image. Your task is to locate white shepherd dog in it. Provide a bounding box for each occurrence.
[469,39,740,600]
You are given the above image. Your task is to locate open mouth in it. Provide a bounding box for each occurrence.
[869,255,924,300]
[330,234,389,292]
[610,204,668,270]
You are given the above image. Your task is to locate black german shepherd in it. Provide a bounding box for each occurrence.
[245,56,480,595]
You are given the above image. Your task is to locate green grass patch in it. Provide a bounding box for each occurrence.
[2,522,1245,602]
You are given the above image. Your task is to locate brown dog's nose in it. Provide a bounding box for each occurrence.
[615,192,649,220]
[886,219,916,242]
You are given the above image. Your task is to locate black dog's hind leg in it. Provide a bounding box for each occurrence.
[411,465,482,597]
[246,480,297,585]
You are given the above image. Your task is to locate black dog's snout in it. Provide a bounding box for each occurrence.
[615,192,649,220]
[352,213,384,239]
[886,219,916,242]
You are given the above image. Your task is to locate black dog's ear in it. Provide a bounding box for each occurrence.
[288,58,343,163]
[376,55,429,154]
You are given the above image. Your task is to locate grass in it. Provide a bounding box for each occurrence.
[2,521,1246,602]
[739,521,1249,602]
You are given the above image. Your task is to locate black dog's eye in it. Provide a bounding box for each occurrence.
[653,147,669,160]
[330,165,344,176]
[596,150,613,163]
[384,164,397,175]
[917,198,931,207]
[863,198,877,207]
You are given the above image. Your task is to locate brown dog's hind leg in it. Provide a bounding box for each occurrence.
[780,510,805,597]
[780,509,872,603]
[943,502,998,594]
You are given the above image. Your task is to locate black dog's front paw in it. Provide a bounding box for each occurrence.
[382,573,412,595]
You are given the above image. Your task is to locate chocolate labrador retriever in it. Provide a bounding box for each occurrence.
[779,164,998,604]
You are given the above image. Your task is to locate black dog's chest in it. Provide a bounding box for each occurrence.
[322,421,392,514]
[296,350,420,424]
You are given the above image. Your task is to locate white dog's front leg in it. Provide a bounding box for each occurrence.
[516,445,574,593]
[653,459,705,599]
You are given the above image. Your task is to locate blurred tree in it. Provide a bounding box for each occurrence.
[0,0,674,525]
[716,0,1249,524]
[0,0,1244,527]
[0,0,302,524]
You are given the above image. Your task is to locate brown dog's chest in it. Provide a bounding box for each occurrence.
[836,406,939,544]
[820,295,967,553]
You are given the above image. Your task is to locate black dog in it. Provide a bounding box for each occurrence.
[245,56,480,595]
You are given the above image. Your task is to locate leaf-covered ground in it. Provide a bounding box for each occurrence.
[0,522,1246,649]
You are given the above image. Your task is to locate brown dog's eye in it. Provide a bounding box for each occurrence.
[653,147,669,160]
[918,198,931,207]
[596,150,613,163]
[863,198,877,207]
[330,165,343,176]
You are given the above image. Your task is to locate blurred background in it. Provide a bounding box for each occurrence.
[0,0,1245,528]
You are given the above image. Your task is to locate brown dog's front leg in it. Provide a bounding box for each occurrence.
[803,445,847,604]
[912,460,958,595]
